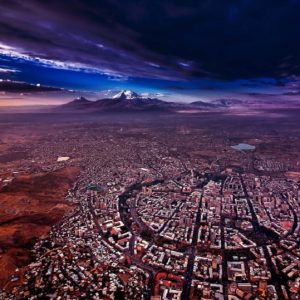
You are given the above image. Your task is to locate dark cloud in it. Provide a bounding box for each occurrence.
[0,0,300,81]
[0,80,61,92]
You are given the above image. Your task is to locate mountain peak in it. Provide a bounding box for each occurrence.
[74,96,90,102]
[112,90,139,100]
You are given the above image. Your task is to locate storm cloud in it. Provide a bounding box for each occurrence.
[0,0,300,82]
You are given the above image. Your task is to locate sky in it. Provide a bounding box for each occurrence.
[1,0,300,104]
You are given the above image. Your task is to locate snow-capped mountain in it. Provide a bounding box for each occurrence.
[55,90,240,113]
[56,90,172,112]
[112,90,140,99]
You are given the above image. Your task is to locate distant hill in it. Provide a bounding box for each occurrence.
[59,97,93,110]
[212,98,243,107]
[191,98,243,108]
[190,100,216,108]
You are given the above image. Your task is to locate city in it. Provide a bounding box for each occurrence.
[0,111,299,299]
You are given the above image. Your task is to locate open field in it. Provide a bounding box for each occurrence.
[0,167,79,288]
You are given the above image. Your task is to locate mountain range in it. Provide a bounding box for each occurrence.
[55,90,240,113]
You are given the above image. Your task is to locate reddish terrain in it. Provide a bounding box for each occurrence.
[0,167,79,288]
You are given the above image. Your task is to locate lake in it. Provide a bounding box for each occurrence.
[231,143,256,151]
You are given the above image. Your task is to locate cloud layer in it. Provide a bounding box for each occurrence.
[0,0,300,83]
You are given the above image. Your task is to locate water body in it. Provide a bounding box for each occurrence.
[231,143,256,151]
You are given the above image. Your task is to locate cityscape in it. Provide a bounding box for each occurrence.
[1,1,300,299]
[0,110,300,299]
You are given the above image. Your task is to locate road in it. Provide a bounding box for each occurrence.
[180,192,203,300]
[240,174,284,299]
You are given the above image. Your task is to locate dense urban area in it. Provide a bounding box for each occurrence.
[0,110,300,300]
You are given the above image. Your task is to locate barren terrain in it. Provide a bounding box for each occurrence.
[0,166,79,288]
